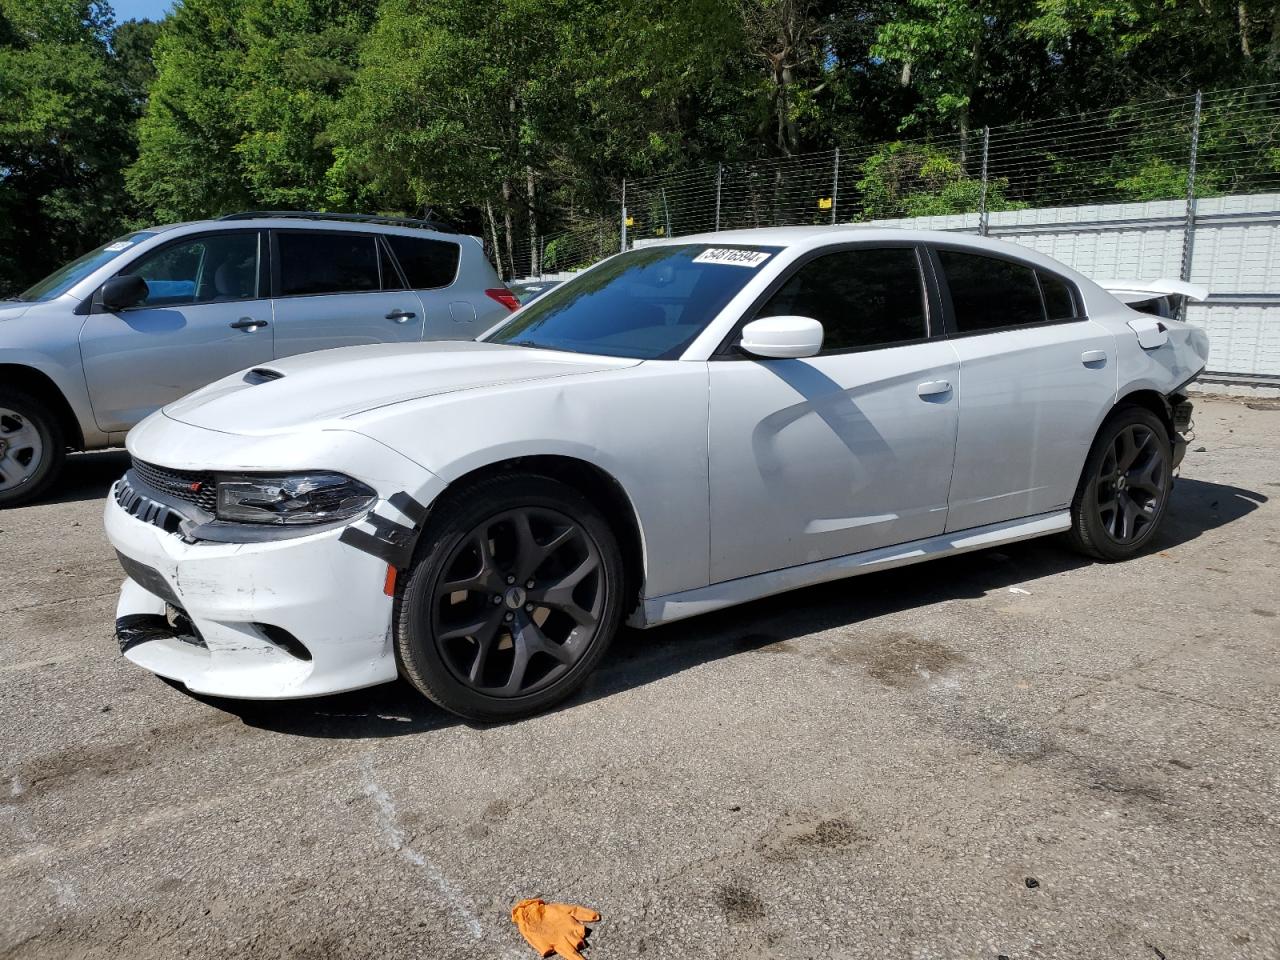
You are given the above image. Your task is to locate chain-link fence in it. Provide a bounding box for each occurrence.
[505,82,1279,282]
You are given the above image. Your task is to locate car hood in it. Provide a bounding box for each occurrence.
[0,302,31,322]
[162,340,641,436]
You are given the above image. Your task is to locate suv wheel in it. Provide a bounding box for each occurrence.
[395,474,625,722]
[0,389,65,508]
[1068,405,1173,561]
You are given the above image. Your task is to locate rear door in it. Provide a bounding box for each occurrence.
[79,229,273,432]
[933,247,1117,531]
[269,230,426,357]
[707,244,961,582]
[381,233,486,340]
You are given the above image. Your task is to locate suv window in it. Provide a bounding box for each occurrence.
[386,235,460,289]
[937,250,1044,332]
[757,247,927,352]
[278,232,380,296]
[1038,269,1079,320]
[122,232,260,307]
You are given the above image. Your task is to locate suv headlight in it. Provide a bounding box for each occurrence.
[215,473,377,525]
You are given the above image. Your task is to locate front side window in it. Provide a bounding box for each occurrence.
[278,232,380,296]
[17,232,157,302]
[938,250,1044,332]
[386,235,460,289]
[757,247,928,352]
[122,232,260,307]
[486,244,780,360]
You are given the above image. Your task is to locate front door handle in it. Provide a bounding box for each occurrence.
[386,310,417,323]
[917,380,952,398]
[1081,349,1108,365]
[230,317,268,331]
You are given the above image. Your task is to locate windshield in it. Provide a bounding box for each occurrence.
[15,232,157,302]
[485,244,781,359]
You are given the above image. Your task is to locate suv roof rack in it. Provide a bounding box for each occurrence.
[218,210,459,234]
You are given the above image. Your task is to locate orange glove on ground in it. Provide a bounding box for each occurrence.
[511,898,601,960]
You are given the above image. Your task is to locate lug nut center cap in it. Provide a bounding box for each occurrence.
[503,586,527,610]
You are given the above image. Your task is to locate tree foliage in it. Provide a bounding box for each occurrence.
[1,0,1277,291]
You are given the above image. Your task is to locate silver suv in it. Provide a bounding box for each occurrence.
[0,212,514,506]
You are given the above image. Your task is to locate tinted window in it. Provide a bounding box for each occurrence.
[487,244,780,360]
[1038,270,1078,320]
[386,235,460,289]
[379,241,405,291]
[123,232,259,307]
[18,232,157,302]
[278,232,379,296]
[757,247,927,352]
[938,250,1044,332]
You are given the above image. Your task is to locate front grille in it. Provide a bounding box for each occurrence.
[130,458,218,512]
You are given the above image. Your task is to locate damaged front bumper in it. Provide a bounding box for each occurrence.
[105,483,400,699]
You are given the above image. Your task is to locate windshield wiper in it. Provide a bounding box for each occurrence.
[504,339,545,349]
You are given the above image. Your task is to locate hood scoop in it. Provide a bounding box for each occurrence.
[244,367,285,384]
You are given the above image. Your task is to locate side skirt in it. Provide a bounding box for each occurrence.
[631,510,1071,628]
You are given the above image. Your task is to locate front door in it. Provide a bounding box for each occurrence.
[708,245,961,583]
[930,247,1119,531]
[79,230,273,433]
[269,229,426,357]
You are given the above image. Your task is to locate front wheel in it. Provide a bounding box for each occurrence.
[1068,405,1174,561]
[0,389,65,509]
[395,474,625,722]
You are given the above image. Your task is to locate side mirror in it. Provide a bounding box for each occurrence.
[739,315,824,359]
[101,275,149,311]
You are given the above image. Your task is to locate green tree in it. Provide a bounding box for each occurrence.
[0,0,139,294]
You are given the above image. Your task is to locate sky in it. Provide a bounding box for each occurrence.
[110,0,173,22]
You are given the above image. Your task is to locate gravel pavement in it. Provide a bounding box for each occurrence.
[1,396,1277,960]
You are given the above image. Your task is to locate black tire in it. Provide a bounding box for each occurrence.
[0,388,65,509]
[1068,405,1173,561]
[395,473,625,722]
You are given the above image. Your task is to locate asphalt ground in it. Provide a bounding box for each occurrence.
[1,396,1277,960]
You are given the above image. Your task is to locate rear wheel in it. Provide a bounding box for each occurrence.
[0,389,65,508]
[395,474,625,722]
[1068,405,1173,561]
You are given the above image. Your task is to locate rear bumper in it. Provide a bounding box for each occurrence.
[105,483,399,699]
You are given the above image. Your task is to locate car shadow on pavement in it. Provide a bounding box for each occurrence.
[46,449,131,504]
[165,475,1268,738]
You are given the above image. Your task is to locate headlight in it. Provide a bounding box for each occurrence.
[214,472,377,525]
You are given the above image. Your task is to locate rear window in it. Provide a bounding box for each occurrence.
[486,244,779,360]
[278,232,380,296]
[1038,270,1079,320]
[938,250,1044,331]
[386,235,460,289]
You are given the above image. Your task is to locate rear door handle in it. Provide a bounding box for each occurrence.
[230,317,268,330]
[1081,349,1108,365]
[917,380,952,398]
[386,310,417,322]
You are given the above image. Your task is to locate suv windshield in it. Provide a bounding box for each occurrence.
[15,232,157,303]
[485,244,780,359]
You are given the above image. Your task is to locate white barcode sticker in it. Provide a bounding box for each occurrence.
[104,241,134,252]
[692,248,772,268]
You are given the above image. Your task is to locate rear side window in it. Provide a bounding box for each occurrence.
[386,235,460,289]
[938,250,1044,332]
[278,232,380,296]
[757,247,927,352]
[1038,270,1079,320]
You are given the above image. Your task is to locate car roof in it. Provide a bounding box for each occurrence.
[150,216,476,244]
[658,224,1008,250]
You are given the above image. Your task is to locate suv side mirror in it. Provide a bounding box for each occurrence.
[101,275,149,311]
[739,315,824,359]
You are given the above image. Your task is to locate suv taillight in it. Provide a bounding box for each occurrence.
[485,288,520,312]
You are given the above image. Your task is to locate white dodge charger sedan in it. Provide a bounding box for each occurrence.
[104,227,1209,721]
